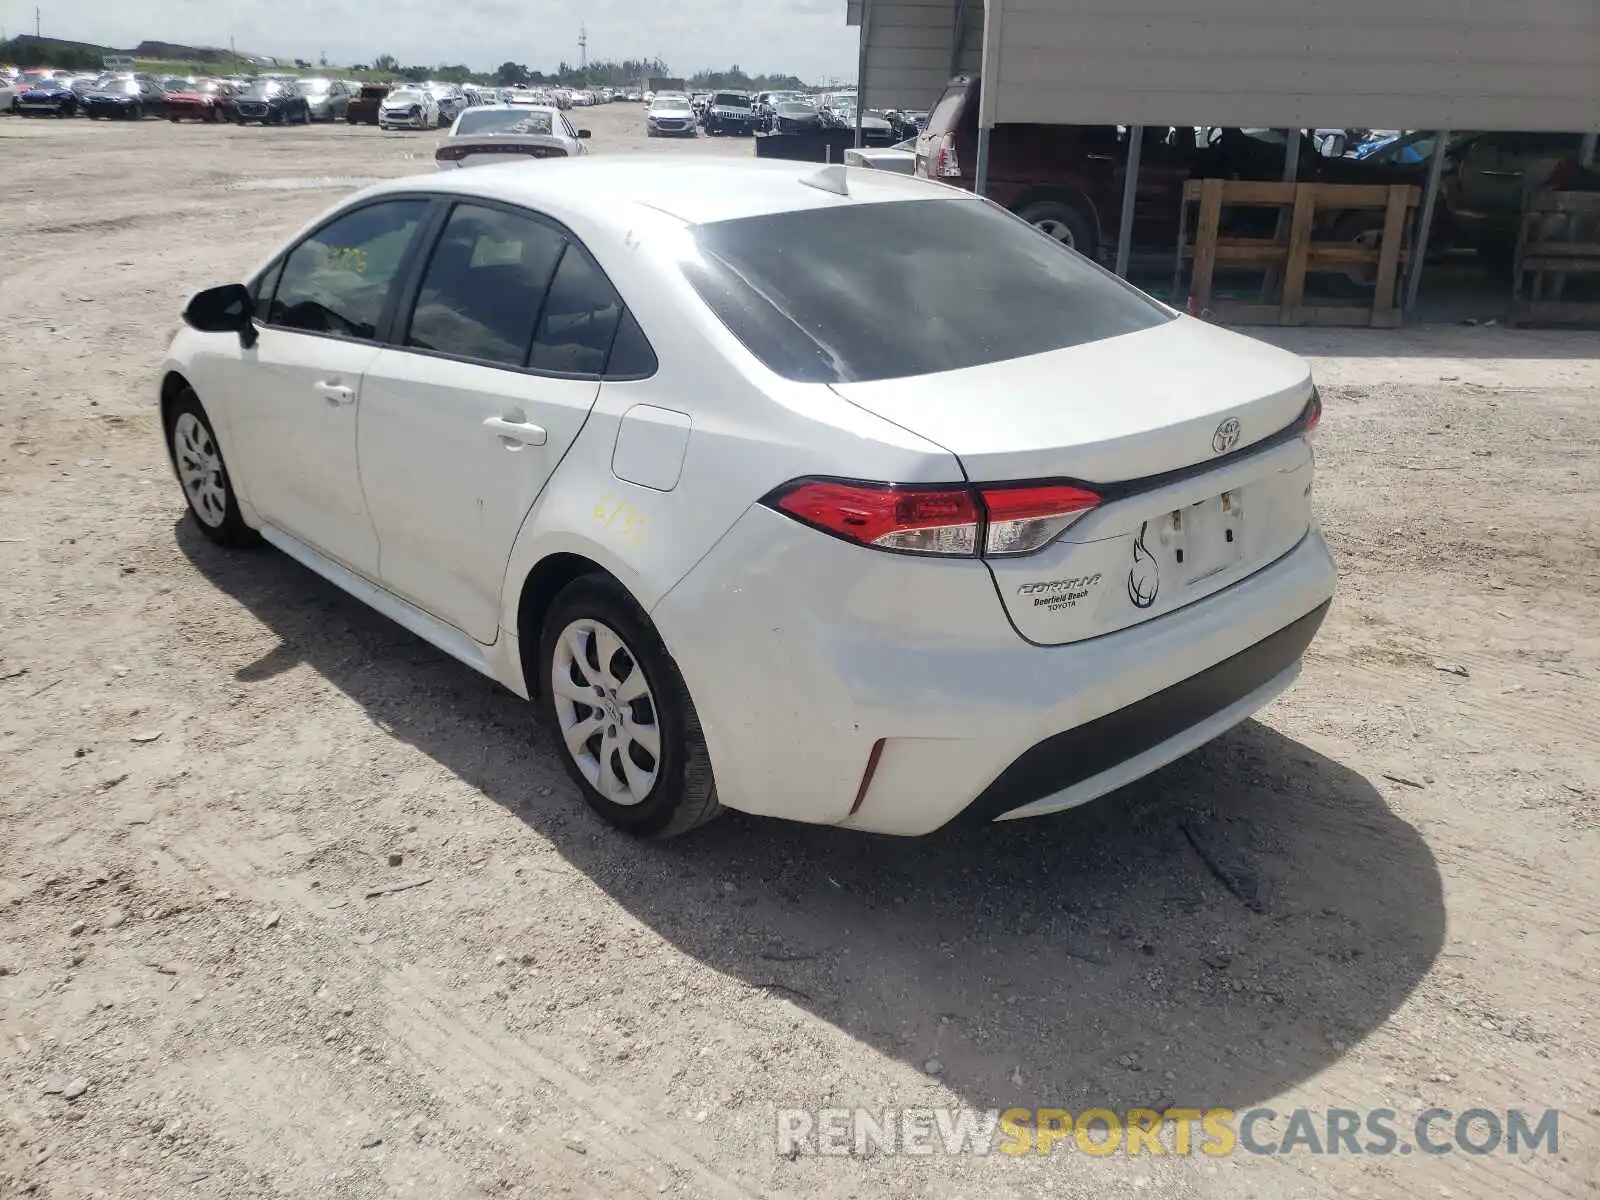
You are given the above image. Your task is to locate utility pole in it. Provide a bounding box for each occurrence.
[36,6,42,37]
[578,23,587,73]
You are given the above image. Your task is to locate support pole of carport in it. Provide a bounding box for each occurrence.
[854,0,871,149]
[1403,130,1451,317]
[974,0,1004,196]
[1114,126,1143,277]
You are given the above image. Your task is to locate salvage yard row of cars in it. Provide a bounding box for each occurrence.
[0,66,508,126]
[644,87,925,139]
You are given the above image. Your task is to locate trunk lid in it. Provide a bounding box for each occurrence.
[829,317,1318,645]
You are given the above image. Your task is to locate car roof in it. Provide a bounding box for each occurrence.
[357,156,962,231]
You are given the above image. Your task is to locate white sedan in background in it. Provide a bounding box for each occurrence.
[157,159,1334,839]
[843,136,918,173]
[378,87,440,130]
[435,105,590,168]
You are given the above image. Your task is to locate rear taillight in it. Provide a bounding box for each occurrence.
[979,483,1102,556]
[930,131,961,178]
[1303,388,1322,437]
[772,481,980,555]
[765,479,1099,558]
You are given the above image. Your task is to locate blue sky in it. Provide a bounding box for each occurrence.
[4,0,860,82]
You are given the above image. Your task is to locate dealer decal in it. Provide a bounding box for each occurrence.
[1127,522,1159,609]
[1017,573,1103,612]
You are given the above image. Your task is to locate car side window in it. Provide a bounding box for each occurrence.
[250,258,284,311]
[267,199,428,340]
[604,310,658,378]
[528,244,625,375]
[404,203,568,367]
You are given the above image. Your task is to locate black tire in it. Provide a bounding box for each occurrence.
[163,387,258,549]
[130,104,143,120]
[537,575,721,838]
[1014,198,1098,256]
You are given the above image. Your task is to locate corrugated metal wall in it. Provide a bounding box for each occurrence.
[856,0,984,111]
[985,0,1600,131]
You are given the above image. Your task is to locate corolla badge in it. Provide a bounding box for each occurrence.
[1212,417,1242,455]
[1127,521,1159,609]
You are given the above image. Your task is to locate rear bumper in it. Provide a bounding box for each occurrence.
[959,599,1326,826]
[652,505,1336,836]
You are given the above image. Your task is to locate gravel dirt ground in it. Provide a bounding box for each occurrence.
[1,105,1597,1200]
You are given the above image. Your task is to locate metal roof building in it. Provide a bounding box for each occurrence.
[847,0,1600,304]
[849,0,1600,130]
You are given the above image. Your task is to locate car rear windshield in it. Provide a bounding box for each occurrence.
[456,108,552,136]
[681,197,1172,384]
[923,81,967,135]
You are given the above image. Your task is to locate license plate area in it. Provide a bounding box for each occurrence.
[1163,491,1245,587]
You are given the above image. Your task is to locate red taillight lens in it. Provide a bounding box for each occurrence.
[771,481,980,556]
[977,483,1101,556]
[932,131,961,178]
[1303,388,1322,436]
[766,479,1100,558]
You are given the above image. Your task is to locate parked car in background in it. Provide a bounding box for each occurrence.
[844,136,918,174]
[15,78,80,116]
[162,79,240,123]
[768,99,822,134]
[160,158,1332,838]
[434,104,590,168]
[379,87,440,130]
[300,78,352,122]
[428,84,469,125]
[231,79,311,125]
[68,74,111,110]
[885,108,926,139]
[645,92,697,137]
[83,77,167,119]
[346,83,390,125]
[701,91,758,136]
[819,95,895,140]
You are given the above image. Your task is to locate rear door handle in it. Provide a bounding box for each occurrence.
[313,380,355,404]
[483,416,548,447]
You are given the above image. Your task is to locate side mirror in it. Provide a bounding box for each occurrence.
[577,128,591,139]
[183,282,257,349]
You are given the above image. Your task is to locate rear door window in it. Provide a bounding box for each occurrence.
[681,197,1171,384]
[404,203,567,367]
[528,246,625,375]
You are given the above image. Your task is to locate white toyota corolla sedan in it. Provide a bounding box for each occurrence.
[159,158,1335,838]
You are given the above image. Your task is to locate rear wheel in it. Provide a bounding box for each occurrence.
[1015,198,1097,255]
[538,576,721,838]
[163,388,258,549]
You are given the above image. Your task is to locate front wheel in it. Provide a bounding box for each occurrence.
[538,576,721,838]
[164,388,258,548]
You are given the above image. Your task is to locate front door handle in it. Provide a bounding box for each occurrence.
[313,380,355,404]
[483,416,548,447]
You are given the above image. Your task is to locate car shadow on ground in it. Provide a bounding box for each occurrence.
[179,519,1445,1113]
